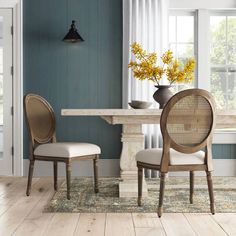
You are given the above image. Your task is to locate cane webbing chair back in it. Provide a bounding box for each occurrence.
[24,94,56,147]
[136,89,216,217]
[160,89,216,154]
[24,93,100,200]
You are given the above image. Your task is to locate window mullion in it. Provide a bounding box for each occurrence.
[197,9,210,90]
[194,10,198,88]
[226,16,229,108]
[175,15,177,57]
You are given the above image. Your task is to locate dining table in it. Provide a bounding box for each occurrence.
[61,108,236,197]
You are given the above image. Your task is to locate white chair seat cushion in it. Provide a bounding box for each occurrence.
[34,142,101,158]
[136,148,205,165]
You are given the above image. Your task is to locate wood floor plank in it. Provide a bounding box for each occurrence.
[13,213,54,236]
[13,178,60,236]
[0,177,235,236]
[0,178,40,218]
[132,213,166,235]
[0,177,23,184]
[0,177,39,206]
[105,213,135,236]
[0,177,33,197]
[0,177,23,195]
[135,227,166,236]
[132,213,159,228]
[160,213,196,236]
[132,213,163,228]
[212,213,236,236]
[185,213,227,236]
[22,177,63,219]
[43,213,80,236]
[74,213,106,236]
[0,178,52,235]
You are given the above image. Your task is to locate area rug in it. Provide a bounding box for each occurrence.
[45,177,236,213]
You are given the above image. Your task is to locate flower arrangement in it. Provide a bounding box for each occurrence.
[128,42,196,85]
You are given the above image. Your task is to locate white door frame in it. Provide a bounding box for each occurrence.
[0,9,13,175]
[0,0,23,176]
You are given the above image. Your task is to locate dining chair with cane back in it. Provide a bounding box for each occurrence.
[24,93,101,199]
[136,88,216,217]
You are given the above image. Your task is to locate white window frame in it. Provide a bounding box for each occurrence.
[199,9,236,144]
[208,10,236,110]
[169,9,236,144]
[169,10,198,89]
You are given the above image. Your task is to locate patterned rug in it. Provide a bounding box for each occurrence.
[45,177,236,213]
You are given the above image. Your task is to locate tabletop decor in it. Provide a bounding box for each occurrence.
[45,176,236,213]
[128,100,152,109]
[128,42,196,108]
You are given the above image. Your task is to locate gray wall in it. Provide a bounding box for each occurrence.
[23,0,122,159]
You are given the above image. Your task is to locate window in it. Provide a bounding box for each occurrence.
[169,10,236,141]
[169,11,196,92]
[210,13,236,110]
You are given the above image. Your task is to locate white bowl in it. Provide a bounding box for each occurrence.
[128,100,152,109]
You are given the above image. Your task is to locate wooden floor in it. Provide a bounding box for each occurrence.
[0,177,235,236]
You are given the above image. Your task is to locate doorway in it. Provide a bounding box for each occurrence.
[0,9,13,175]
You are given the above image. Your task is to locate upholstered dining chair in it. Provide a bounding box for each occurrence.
[136,88,216,217]
[24,93,101,200]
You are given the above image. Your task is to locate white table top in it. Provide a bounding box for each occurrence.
[61,109,236,128]
[61,109,162,116]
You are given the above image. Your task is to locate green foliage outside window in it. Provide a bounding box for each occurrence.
[210,16,236,110]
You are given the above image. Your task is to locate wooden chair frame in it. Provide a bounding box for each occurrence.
[137,89,216,217]
[24,93,99,200]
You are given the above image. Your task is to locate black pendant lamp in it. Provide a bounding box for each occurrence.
[63,20,84,43]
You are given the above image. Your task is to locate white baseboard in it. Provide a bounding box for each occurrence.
[23,159,236,177]
[23,159,120,177]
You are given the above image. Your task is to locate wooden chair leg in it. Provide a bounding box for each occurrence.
[206,171,215,214]
[53,161,58,191]
[93,155,99,193]
[158,172,166,218]
[26,159,35,196]
[138,166,143,206]
[190,171,194,204]
[66,161,71,200]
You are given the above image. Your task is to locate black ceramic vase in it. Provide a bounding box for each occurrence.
[153,85,173,109]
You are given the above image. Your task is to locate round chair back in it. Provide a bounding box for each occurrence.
[24,94,56,146]
[160,89,216,154]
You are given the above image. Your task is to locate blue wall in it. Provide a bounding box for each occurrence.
[23,0,122,159]
[23,0,236,161]
[213,144,236,159]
